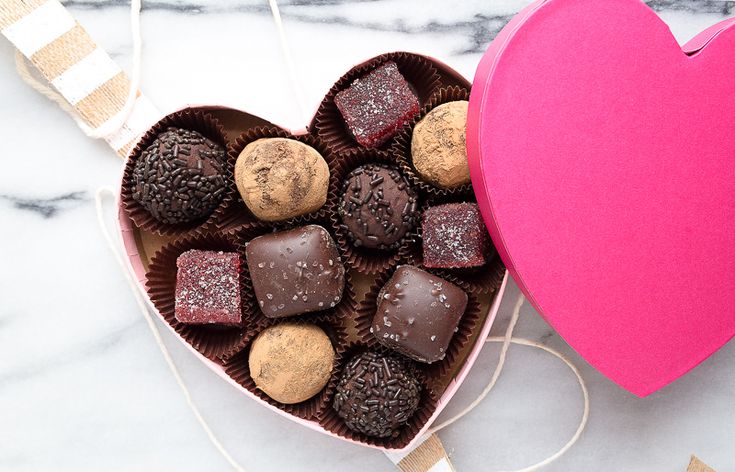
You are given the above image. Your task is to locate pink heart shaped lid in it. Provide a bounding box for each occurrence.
[466,0,735,396]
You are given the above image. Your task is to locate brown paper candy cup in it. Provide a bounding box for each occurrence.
[222,318,347,419]
[121,109,232,236]
[145,231,256,361]
[316,343,438,450]
[391,86,474,198]
[219,127,338,230]
[353,266,482,380]
[313,52,443,152]
[328,149,421,275]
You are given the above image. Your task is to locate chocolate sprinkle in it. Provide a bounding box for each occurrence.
[131,127,227,225]
[332,351,421,438]
[338,164,418,250]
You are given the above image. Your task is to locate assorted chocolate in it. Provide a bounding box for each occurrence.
[422,203,491,269]
[174,249,241,326]
[338,164,418,250]
[335,61,420,148]
[411,101,471,190]
[249,323,335,404]
[245,225,346,318]
[333,351,421,438]
[234,137,330,222]
[372,265,468,363]
[135,56,502,447]
[132,127,227,225]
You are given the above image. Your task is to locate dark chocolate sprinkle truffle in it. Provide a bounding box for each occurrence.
[338,164,418,250]
[132,127,227,225]
[332,351,421,438]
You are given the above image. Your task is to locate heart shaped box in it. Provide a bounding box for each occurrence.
[468,0,735,397]
[118,54,508,451]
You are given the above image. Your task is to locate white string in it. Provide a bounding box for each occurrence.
[266,0,310,126]
[14,0,142,139]
[428,293,590,472]
[94,187,247,472]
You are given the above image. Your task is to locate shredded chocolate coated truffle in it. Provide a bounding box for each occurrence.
[338,164,418,250]
[333,351,421,438]
[132,127,227,225]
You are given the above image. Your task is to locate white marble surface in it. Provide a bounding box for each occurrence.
[2,1,735,470]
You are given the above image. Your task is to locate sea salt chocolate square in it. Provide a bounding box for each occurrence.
[335,61,420,148]
[174,250,242,326]
[372,265,468,363]
[422,203,492,269]
[246,225,346,318]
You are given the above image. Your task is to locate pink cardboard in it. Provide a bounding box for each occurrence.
[468,0,735,396]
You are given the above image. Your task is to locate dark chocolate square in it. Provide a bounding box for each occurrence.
[335,61,420,148]
[372,265,468,363]
[174,250,242,326]
[246,225,346,318]
[422,203,492,269]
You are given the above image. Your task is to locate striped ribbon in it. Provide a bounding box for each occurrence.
[0,0,158,156]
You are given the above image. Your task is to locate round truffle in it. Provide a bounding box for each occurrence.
[411,101,471,189]
[338,164,418,250]
[132,127,227,225]
[249,323,335,404]
[332,351,421,438]
[235,138,329,222]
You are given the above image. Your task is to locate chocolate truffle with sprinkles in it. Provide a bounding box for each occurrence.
[338,164,418,250]
[132,127,227,225]
[332,351,421,438]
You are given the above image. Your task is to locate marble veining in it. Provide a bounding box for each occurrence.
[2,1,735,471]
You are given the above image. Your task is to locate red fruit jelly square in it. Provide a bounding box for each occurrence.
[335,61,420,148]
[174,249,242,326]
[422,203,491,269]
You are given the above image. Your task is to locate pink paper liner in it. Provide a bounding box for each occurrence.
[121,110,232,236]
[391,86,474,198]
[217,127,339,230]
[145,231,256,361]
[328,149,422,275]
[353,266,482,381]
[222,318,347,419]
[316,343,438,449]
[313,52,443,152]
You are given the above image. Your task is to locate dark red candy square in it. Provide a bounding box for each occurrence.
[174,249,242,326]
[422,203,491,269]
[335,61,420,148]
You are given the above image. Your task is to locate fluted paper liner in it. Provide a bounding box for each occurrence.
[217,126,339,230]
[223,318,347,419]
[354,266,482,380]
[145,231,256,361]
[328,148,421,275]
[313,52,443,152]
[392,86,474,198]
[121,109,232,236]
[317,343,438,450]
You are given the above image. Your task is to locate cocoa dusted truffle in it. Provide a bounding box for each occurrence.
[411,101,471,189]
[335,62,420,148]
[249,323,335,404]
[372,265,468,363]
[132,127,227,225]
[234,138,329,222]
[174,250,241,326]
[422,203,492,269]
[245,225,346,318]
[333,351,421,438]
[338,164,418,250]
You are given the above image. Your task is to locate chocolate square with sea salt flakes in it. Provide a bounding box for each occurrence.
[371,265,468,363]
[246,225,346,318]
[174,250,242,326]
